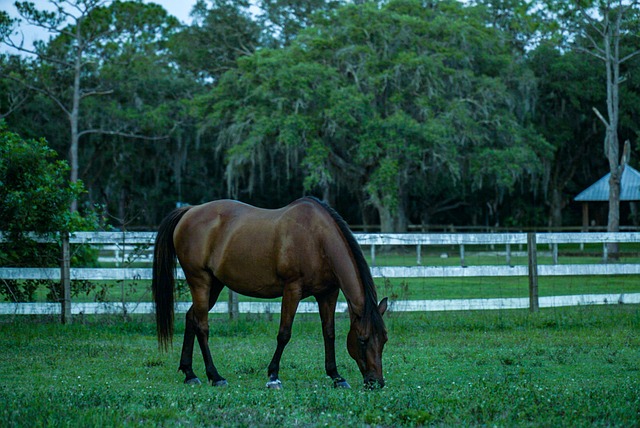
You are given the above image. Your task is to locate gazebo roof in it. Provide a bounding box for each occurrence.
[575,165,640,202]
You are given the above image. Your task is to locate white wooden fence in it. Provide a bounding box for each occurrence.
[1,231,639,318]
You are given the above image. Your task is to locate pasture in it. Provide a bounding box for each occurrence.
[1,306,639,427]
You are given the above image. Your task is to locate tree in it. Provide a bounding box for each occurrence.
[549,0,640,237]
[586,1,639,237]
[0,121,97,302]
[0,121,89,237]
[258,0,344,46]
[0,0,180,212]
[529,43,606,227]
[169,0,262,82]
[204,0,551,231]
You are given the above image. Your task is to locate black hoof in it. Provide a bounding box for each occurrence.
[333,379,351,388]
[266,379,283,389]
[211,379,228,387]
[185,377,202,385]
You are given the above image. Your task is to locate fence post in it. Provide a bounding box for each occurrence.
[527,232,539,313]
[60,231,72,324]
[228,290,239,320]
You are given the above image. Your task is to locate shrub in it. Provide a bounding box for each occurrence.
[0,121,97,301]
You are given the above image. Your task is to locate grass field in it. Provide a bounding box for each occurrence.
[1,306,639,426]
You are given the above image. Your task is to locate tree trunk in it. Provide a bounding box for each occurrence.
[607,165,621,258]
[591,1,637,258]
[379,208,394,233]
[604,21,620,239]
[69,25,83,213]
[549,187,563,228]
[373,199,408,233]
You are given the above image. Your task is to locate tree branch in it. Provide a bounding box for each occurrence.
[574,45,606,61]
[427,199,468,216]
[80,89,114,99]
[592,106,610,128]
[1,37,74,68]
[77,129,172,141]
[0,90,29,119]
[620,49,640,64]
[6,74,71,117]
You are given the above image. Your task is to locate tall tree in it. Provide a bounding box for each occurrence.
[258,0,344,46]
[0,0,180,212]
[204,0,551,231]
[169,0,262,82]
[529,43,605,227]
[549,0,640,236]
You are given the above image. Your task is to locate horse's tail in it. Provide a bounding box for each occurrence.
[152,206,191,351]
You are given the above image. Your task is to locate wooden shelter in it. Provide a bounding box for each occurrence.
[574,165,640,228]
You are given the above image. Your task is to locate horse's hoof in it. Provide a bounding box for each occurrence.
[185,377,202,385]
[212,379,228,387]
[334,380,351,389]
[266,379,283,389]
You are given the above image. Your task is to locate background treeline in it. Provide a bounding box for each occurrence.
[1,0,639,231]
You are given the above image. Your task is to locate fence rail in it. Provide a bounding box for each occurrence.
[2,231,640,318]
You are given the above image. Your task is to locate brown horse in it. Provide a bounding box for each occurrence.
[152,197,388,389]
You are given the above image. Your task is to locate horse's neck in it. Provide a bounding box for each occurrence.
[326,240,366,315]
[312,204,368,316]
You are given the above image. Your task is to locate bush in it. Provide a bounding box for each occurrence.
[0,121,97,301]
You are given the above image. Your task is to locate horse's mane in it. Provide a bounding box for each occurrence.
[305,197,385,333]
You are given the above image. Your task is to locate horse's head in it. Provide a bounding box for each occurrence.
[347,297,388,389]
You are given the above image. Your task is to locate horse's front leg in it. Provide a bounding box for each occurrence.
[316,289,350,388]
[266,286,301,389]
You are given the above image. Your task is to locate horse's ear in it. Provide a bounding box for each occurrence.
[378,297,388,316]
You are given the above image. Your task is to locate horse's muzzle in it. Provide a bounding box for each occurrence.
[364,375,385,389]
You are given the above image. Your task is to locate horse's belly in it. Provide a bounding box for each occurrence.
[214,264,285,299]
[225,278,284,299]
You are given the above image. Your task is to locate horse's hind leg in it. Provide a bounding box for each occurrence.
[179,274,226,386]
[316,289,350,388]
[179,306,201,384]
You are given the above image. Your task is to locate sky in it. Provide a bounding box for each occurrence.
[0,0,199,53]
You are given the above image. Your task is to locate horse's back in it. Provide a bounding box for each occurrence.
[174,198,339,298]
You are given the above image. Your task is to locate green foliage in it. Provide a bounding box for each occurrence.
[0,122,91,236]
[204,0,553,230]
[170,0,261,81]
[2,0,640,230]
[0,122,98,301]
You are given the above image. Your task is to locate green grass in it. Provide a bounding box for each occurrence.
[1,306,639,426]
